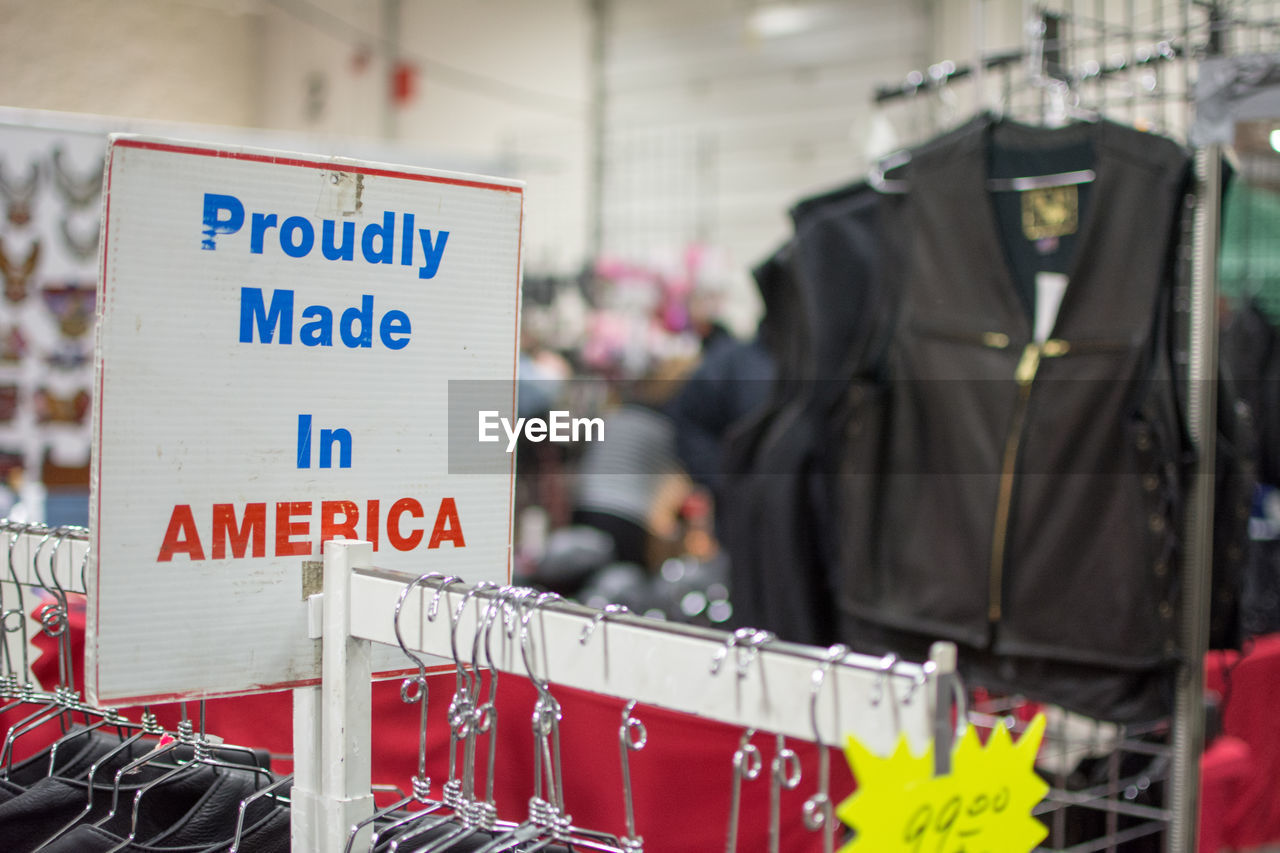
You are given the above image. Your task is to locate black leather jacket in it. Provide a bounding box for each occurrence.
[727,115,1252,722]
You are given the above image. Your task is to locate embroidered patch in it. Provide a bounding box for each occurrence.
[1021,185,1078,240]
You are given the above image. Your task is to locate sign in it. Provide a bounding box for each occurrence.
[89,136,523,704]
[836,714,1049,853]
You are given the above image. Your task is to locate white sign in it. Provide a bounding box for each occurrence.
[88,136,522,704]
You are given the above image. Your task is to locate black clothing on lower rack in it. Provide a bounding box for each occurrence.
[39,800,290,853]
[370,818,575,852]
[0,724,281,853]
[0,727,135,807]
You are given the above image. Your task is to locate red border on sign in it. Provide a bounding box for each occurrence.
[110,137,524,194]
[92,139,522,706]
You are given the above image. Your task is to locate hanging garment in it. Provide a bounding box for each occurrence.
[37,799,290,853]
[0,726,135,803]
[827,115,1254,721]
[0,720,280,853]
[721,183,899,644]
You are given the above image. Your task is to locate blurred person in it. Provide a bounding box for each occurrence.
[571,359,694,571]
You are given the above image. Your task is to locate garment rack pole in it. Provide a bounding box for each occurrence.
[1168,140,1223,853]
[294,539,961,853]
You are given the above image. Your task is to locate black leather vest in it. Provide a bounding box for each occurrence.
[831,117,1203,720]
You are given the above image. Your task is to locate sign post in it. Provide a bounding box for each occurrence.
[89,137,522,705]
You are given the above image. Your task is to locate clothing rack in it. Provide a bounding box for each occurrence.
[289,539,962,852]
[872,40,1183,105]
[0,525,964,851]
[862,4,1274,852]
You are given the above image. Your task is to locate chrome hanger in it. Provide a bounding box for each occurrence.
[99,703,275,853]
[228,774,293,853]
[472,591,572,853]
[0,522,41,712]
[411,584,535,853]
[724,728,763,853]
[868,146,1095,195]
[579,603,628,683]
[0,526,86,774]
[715,626,776,853]
[768,733,802,853]
[30,707,167,851]
[351,572,462,853]
[802,645,849,853]
[386,582,499,853]
[617,700,646,853]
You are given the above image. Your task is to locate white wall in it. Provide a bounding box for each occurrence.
[0,0,1208,308]
[0,0,263,127]
[257,0,593,276]
[598,0,931,328]
[0,0,594,277]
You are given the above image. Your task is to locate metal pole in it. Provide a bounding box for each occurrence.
[381,0,401,141]
[972,0,986,114]
[1168,143,1222,853]
[588,0,608,261]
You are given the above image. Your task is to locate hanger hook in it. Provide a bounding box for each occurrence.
[871,653,904,737]
[902,665,929,706]
[519,591,568,816]
[618,698,647,847]
[393,573,453,702]
[579,603,629,645]
[870,653,898,707]
[725,728,762,853]
[768,733,803,853]
[34,526,77,695]
[3,523,33,691]
[711,627,775,679]
[809,644,849,746]
[519,591,563,699]
[445,583,496,747]
[803,645,848,849]
[392,572,452,805]
[450,581,498,697]
[426,575,467,623]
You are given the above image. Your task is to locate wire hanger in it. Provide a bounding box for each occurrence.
[870,10,1100,197]
[802,644,850,853]
[867,138,1096,195]
[617,700,646,853]
[768,733,802,853]
[0,527,89,772]
[723,728,763,853]
[0,522,43,715]
[97,702,275,853]
[385,582,498,852]
[713,627,775,853]
[30,707,167,851]
[472,592,568,853]
[354,572,464,852]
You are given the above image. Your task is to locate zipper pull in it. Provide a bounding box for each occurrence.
[1013,339,1069,386]
[1014,343,1042,386]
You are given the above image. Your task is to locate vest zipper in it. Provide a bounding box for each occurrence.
[987,338,1069,623]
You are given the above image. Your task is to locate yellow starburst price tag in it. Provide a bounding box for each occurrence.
[835,713,1049,853]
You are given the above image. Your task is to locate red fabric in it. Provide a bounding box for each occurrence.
[2,593,855,851]
[1198,736,1252,853]
[1206,634,1280,850]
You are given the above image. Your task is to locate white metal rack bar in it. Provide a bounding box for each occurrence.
[0,523,89,689]
[293,539,960,853]
[0,522,89,593]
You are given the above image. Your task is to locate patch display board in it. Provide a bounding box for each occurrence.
[88,136,522,705]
